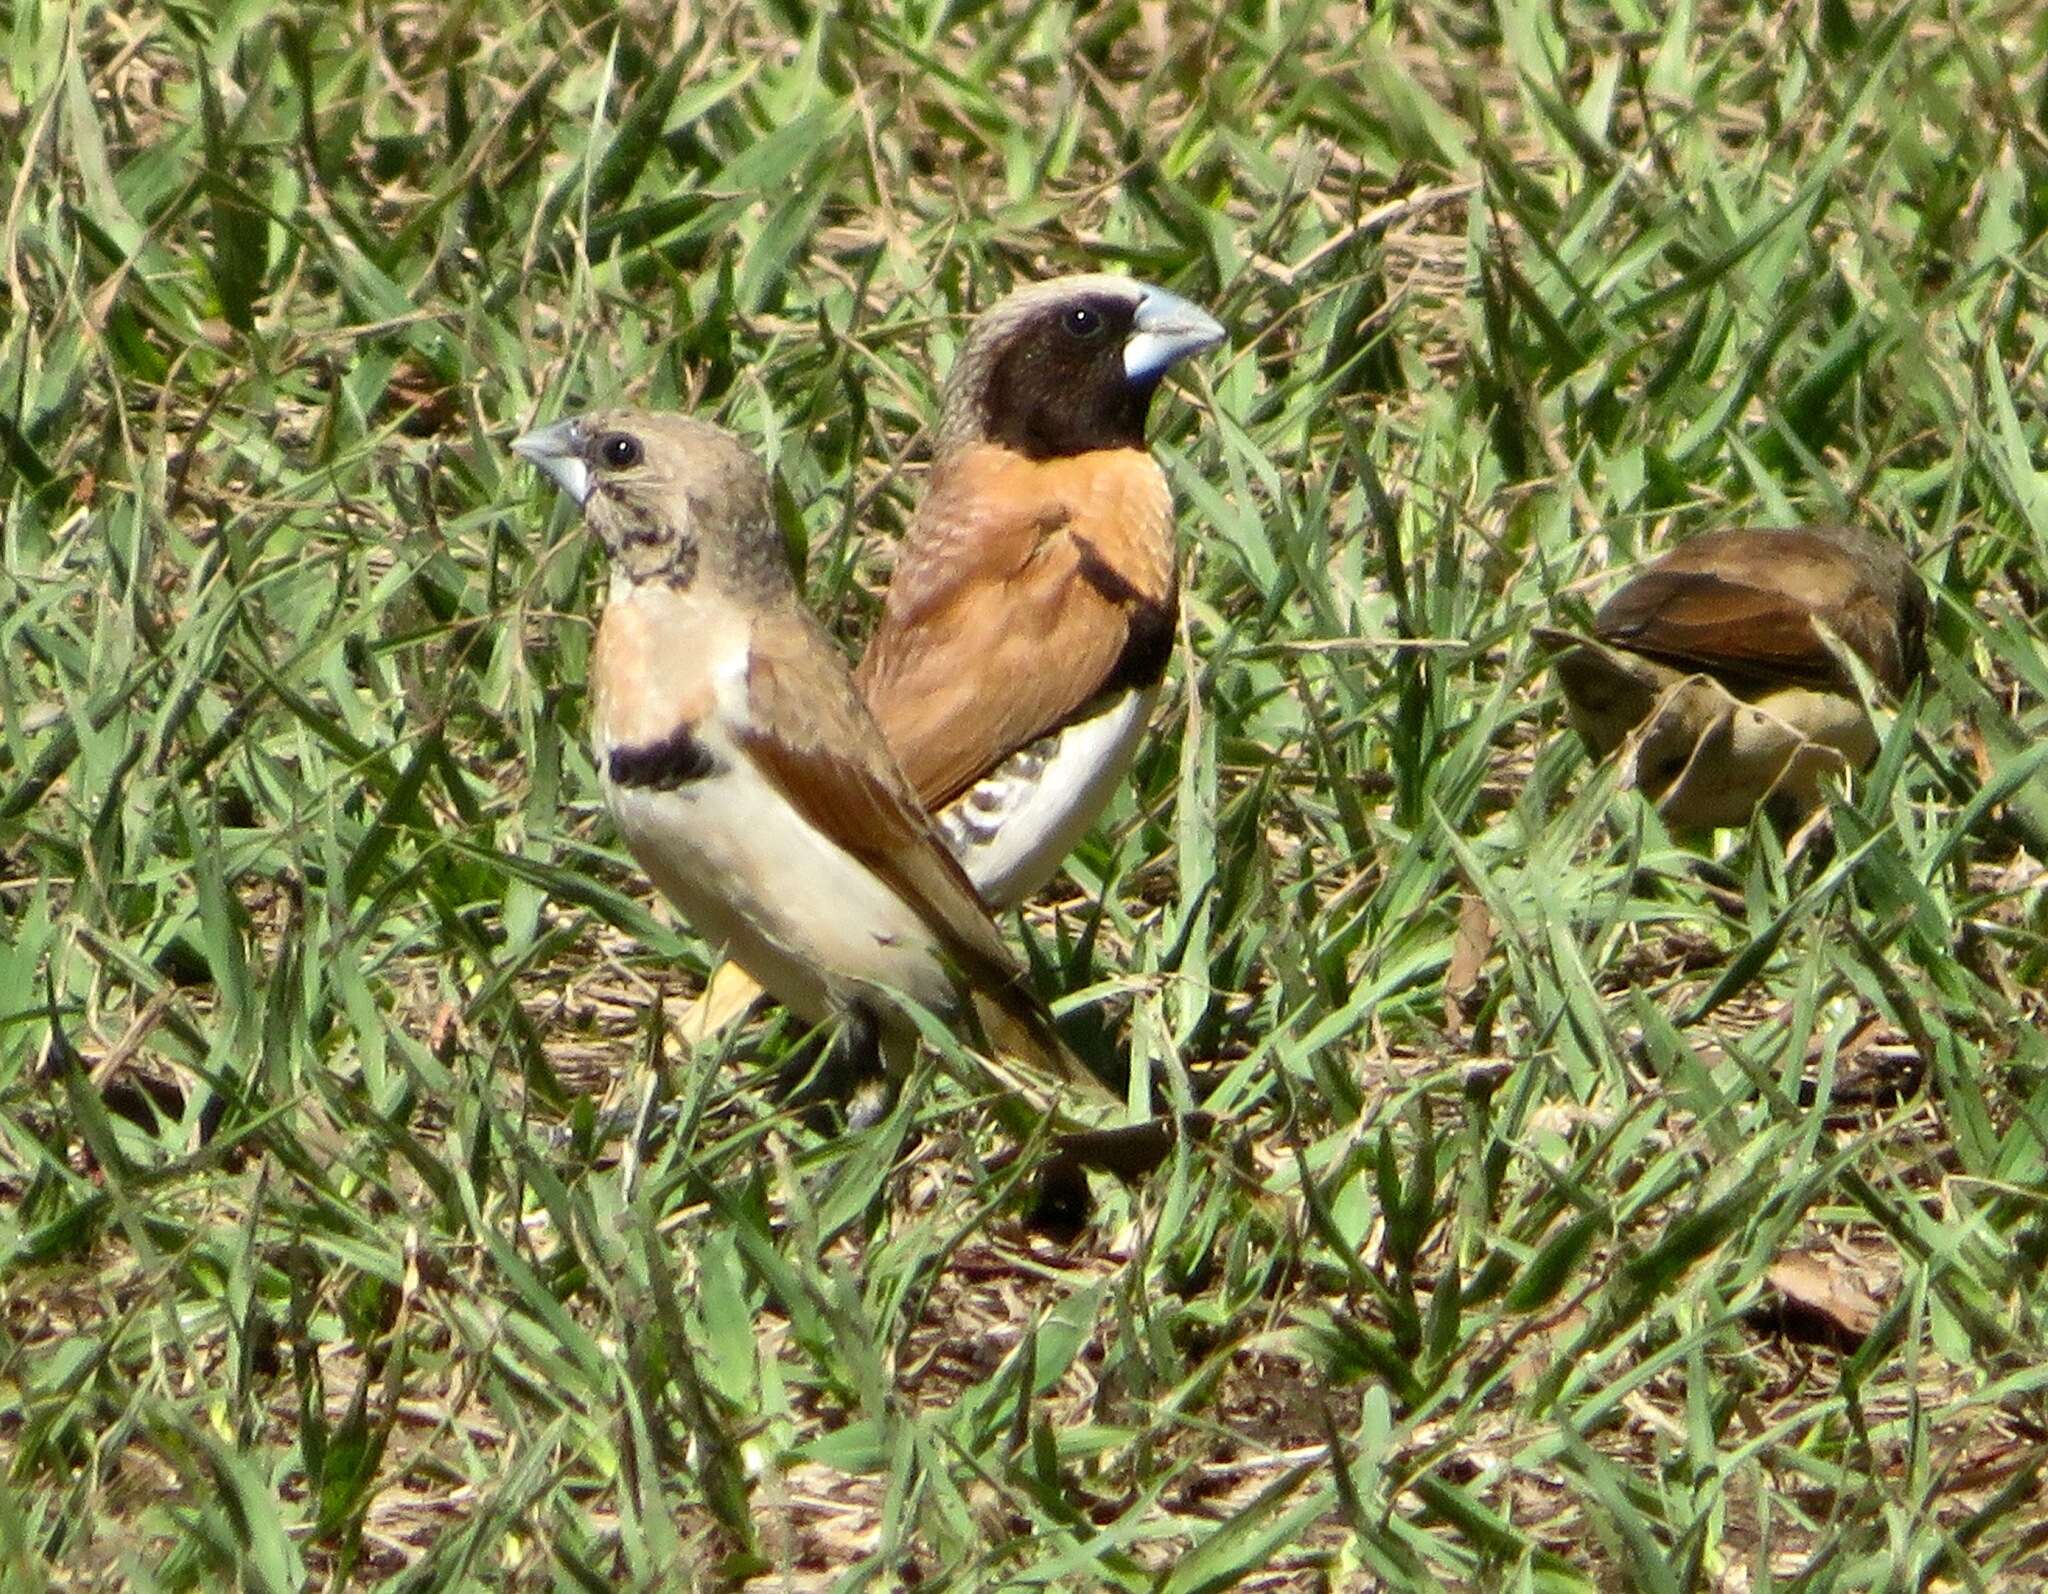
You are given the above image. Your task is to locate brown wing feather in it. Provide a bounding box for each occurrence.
[1593,526,1920,693]
[856,443,1175,809]
[1594,569,1847,687]
[740,613,1113,1099]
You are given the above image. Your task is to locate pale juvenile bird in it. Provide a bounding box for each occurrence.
[512,408,1115,1105]
[691,274,1225,1036]
[1537,524,1929,828]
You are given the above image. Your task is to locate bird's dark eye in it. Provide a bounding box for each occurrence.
[597,432,643,470]
[1061,305,1105,340]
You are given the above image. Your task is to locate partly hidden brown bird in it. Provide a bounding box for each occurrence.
[692,273,1225,1035]
[513,409,1117,1109]
[1537,524,1928,829]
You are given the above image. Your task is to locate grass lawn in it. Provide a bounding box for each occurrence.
[7,0,2048,1587]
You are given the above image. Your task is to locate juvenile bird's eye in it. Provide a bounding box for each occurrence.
[1061,305,1105,340]
[598,433,643,470]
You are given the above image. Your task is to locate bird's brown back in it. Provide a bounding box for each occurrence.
[855,442,1175,808]
[1591,524,1927,696]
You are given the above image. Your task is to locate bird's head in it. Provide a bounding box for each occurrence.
[513,408,790,596]
[937,274,1225,461]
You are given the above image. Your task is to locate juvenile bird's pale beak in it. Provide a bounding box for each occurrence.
[1122,286,1226,384]
[512,417,592,506]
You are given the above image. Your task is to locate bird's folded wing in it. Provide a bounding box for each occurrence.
[1592,568,1849,689]
[1588,525,1917,692]
[857,448,1174,810]
[743,616,1116,1101]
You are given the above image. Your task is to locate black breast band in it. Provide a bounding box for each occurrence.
[608,725,720,789]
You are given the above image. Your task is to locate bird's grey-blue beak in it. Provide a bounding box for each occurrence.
[511,417,591,506]
[1123,286,1226,385]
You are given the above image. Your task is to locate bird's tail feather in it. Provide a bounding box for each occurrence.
[968,985,1122,1106]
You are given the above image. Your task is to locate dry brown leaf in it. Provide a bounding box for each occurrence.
[1442,892,1496,1038]
[1761,1253,1884,1350]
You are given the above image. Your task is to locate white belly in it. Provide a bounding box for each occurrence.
[603,738,956,1030]
[937,686,1156,909]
